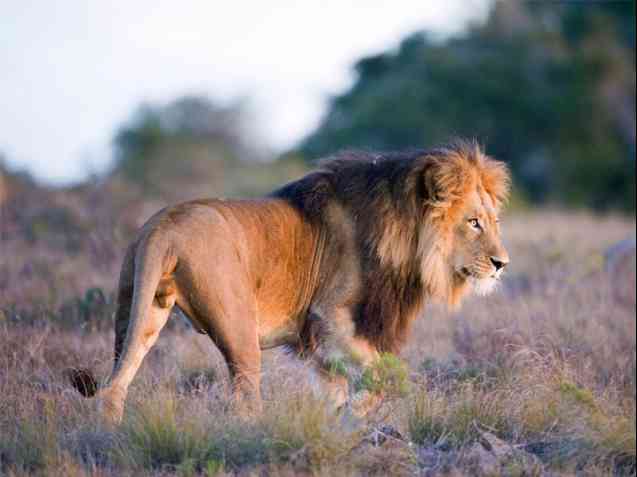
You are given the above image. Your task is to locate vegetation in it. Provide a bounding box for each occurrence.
[298,1,635,211]
[0,2,634,475]
[111,95,308,204]
[1,180,634,475]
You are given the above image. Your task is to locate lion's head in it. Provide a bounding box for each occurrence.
[418,141,510,306]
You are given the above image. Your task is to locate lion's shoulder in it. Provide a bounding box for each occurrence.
[270,170,336,223]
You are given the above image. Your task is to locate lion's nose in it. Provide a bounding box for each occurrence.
[490,256,508,271]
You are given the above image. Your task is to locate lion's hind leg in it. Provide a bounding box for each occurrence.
[209,312,262,414]
[178,274,262,414]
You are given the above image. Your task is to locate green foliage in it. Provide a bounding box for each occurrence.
[1,288,116,331]
[299,1,635,211]
[112,96,309,203]
[113,97,245,202]
[407,392,449,446]
[325,357,350,378]
[558,380,599,413]
[116,395,259,472]
[358,353,410,398]
[113,392,362,473]
[262,393,363,468]
[203,458,225,476]
[56,288,114,330]
[121,397,204,470]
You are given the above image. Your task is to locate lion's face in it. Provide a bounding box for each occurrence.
[450,187,509,296]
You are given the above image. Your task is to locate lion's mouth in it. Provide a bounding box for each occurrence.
[457,266,502,281]
[473,276,498,296]
[458,266,472,278]
[456,267,503,296]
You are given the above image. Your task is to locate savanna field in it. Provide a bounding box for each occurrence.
[0,176,635,476]
[2,2,635,476]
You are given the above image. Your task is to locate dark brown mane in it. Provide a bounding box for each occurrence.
[274,140,509,354]
[318,150,429,352]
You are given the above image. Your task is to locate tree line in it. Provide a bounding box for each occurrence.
[297,1,635,211]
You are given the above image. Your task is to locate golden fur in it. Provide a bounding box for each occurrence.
[70,140,510,423]
[418,143,510,304]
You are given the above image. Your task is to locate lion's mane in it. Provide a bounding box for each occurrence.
[275,140,510,353]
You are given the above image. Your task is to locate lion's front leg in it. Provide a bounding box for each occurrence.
[306,307,382,418]
[314,362,384,419]
[313,368,349,412]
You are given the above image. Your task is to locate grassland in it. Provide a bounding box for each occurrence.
[0,181,635,476]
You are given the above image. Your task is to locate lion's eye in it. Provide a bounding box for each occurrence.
[468,218,481,229]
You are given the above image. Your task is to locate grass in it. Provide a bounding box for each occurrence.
[358,353,411,398]
[0,205,635,475]
[406,360,636,467]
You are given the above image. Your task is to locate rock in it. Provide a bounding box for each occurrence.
[459,425,548,476]
[417,447,460,475]
[352,425,417,476]
[475,428,514,459]
[362,424,406,447]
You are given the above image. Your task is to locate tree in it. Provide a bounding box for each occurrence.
[112,95,307,203]
[298,1,635,210]
[112,96,249,202]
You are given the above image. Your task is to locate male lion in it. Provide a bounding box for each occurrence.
[70,140,510,423]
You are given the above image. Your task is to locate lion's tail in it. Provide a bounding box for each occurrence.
[68,231,172,398]
[66,367,99,397]
[113,231,170,361]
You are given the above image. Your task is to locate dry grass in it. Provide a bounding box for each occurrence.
[1,204,635,476]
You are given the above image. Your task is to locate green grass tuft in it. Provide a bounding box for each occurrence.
[359,353,410,398]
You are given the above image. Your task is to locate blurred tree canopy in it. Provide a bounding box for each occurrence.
[298,1,635,211]
[113,96,306,203]
[113,96,247,201]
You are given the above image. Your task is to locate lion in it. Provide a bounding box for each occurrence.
[69,139,510,423]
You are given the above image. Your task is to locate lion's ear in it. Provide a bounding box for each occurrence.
[422,157,459,208]
[422,160,442,203]
[482,159,511,210]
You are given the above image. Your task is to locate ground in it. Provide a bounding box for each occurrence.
[1,197,635,475]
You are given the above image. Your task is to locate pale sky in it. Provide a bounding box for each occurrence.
[1,1,491,184]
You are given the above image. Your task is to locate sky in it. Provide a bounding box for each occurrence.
[1,1,491,184]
